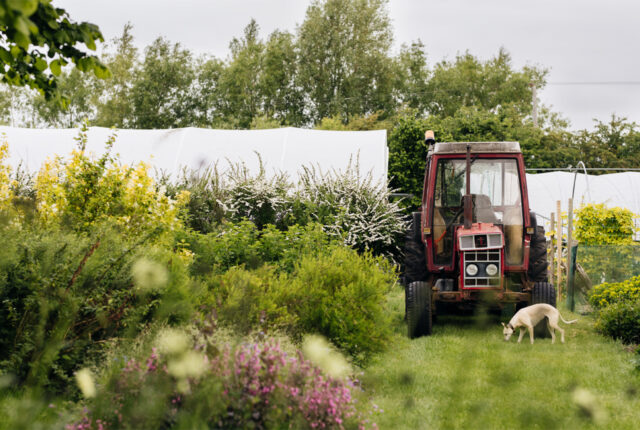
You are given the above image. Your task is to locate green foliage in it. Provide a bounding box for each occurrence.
[184,221,330,276]
[589,275,640,309]
[0,0,109,103]
[130,37,196,129]
[199,235,395,363]
[297,0,395,122]
[575,203,636,245]
[290,246,395,363]
[595,299,640,345]
[425,49,545,118]
[171,161,406,260]
[0,221,196,392]
[33,124,189,234]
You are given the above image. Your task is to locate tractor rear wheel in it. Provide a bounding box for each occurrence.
[531,281,557,338]
[406,281,432,338]
[403,212,427,285]
[528,225,549,283]
[531,281,556,307]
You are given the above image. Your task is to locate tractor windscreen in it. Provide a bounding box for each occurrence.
[433,159,524,265]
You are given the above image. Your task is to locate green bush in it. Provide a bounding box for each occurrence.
[575,203,636,245]
[0,222,196,392]
[183,220,330,276]
[595,300,640,345]
[170,161,407,260]
[290,246,395,364]
[203,244,395,364]
[589,275,640,309]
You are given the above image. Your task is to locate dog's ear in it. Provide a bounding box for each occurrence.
[501,322,506,328]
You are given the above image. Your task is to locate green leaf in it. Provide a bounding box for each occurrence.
[0,48,11,64]
[35,57,47,72]
[50,59,61,76]
[7,0,39,16]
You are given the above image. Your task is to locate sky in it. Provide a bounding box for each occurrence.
[55,0,640,131]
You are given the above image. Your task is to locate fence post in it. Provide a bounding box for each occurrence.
[550,213,555,283]
[556,200,562,300]
[567,198,574,311]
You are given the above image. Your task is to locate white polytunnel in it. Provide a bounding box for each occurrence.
[2,125,639,224]
[526,171,640,228]
[0,126,389,182]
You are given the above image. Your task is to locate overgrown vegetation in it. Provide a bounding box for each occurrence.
[0,129,399,427]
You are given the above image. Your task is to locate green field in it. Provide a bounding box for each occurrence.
[362,288,640,430]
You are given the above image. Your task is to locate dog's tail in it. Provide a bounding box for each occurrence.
[560,314,578,324]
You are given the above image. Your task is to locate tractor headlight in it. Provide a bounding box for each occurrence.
[486,263,498,277]
[466,264,478,276]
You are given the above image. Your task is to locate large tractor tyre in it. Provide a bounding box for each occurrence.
[403,212,427,285]
[406,281,433,339]
[528,225,549,283]
[531,281,557,338]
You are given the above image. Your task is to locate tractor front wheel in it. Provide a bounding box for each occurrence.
[406,281,433,338]
[528,225,549,283]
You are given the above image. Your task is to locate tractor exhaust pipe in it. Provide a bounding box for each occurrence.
[463,143,472,229]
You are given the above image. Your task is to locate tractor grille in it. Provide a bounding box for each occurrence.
[463,250,501,287]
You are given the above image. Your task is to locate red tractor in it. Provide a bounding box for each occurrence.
[404,131,554,338]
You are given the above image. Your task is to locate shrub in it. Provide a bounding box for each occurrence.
[589,275,640,309]
[171,159,407,260]
[34,124,189,234]
[289,246,395,364]
[0,136,12,211]
[298,164,407,260]
[67,335,372,429]
[183,221,331,276]
[595,299,640,345]
[203,244,395,364]
[575,203,636,245]
[0,222,196,392]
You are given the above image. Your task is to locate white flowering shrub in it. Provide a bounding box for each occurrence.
[172,159,407,259]
[298,164,407,259]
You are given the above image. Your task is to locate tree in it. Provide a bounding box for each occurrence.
[394,41,430,115]
[574,115,640,170]
[30,67,96,127]
[0,1,109,104]
[297,0,396,123]
[130,37,196,129]
[260,30,306,126]
[94,23,138,128]
[425,49,546,118]
[215,19,265,129]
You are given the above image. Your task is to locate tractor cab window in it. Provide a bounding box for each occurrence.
[433,158,524,265]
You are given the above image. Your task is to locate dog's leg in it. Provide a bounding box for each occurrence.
[528,325,534,344]
[558,326,565,343]
[517,328,525,343]
[547,320,556,344]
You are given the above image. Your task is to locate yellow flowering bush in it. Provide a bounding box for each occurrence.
[34,128,189,233]
[0,135,14,211]
[575,203,636,245]
[589,275,640,309]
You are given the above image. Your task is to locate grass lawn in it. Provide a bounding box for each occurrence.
[361,288,640,430]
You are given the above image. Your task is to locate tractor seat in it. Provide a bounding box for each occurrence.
[472,194,499,224]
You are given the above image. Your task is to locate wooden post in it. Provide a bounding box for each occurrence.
[567,198,574,311]
[549,213,555,283]
[556,201,562,299]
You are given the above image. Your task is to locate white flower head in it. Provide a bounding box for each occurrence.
[302,335,351,379]
[131,258,168,292]
[156,328,191,357]
[75,368,96,398]
[168,351,207,380]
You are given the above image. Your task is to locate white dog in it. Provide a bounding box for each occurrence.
[502,303,577,344]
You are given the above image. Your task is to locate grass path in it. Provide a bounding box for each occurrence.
[361,288,640,429]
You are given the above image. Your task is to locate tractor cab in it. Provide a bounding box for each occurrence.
[405,134,555,339]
